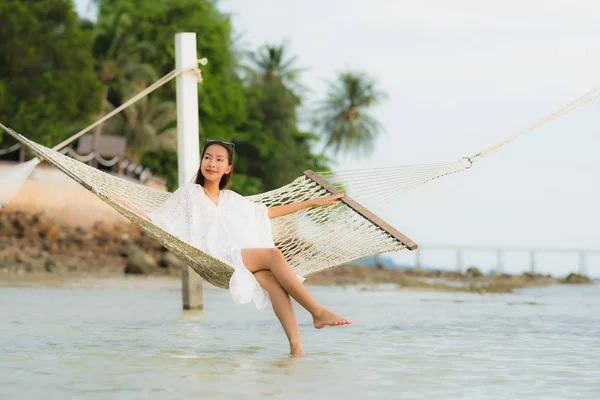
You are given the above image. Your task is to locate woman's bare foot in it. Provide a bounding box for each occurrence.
[290,344,306,357]
[312,308,352,329]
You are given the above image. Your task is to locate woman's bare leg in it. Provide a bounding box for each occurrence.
[242,248,352,329]
[254,270,305,357]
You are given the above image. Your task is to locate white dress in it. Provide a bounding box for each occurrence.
[147,183,303,309]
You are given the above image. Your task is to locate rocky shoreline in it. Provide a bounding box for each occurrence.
[0,209,594,292]
[0,209,177,278]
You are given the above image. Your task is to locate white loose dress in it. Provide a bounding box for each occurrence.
[147,183,303,309]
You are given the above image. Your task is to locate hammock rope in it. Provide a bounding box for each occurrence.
[468,85,600,162]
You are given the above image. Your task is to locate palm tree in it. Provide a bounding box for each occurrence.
[102,94,177,163]
[315,71,387,156]
[245,43,304,88]
[91,12,157,153]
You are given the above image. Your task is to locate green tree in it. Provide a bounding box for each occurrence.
[102,94,177,162]
[95,0,248,141]
[0,0,101,148]
[235,45,324,191]
[315,71,387,156]
[91,1,329,194]
[245,43,304,87]
[91,11,158,152]
[140,148,178,191]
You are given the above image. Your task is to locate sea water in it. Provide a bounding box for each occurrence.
[1,278,599,399]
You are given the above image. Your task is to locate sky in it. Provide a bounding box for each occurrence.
[75,0,600,277]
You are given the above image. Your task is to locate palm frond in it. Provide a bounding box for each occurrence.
[314,70,387,156]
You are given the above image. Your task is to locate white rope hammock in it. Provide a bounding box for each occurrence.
[1,61,599,288]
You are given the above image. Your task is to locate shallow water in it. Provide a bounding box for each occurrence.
[1,278,599,399]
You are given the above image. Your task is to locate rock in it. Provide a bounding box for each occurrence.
[136,232,161,250]
[25,257,45,273]
[158,251,182,269]
[521,272,535,280]
[561,273,592,284]
[443,270,464,279]
[124,250,157,275]
[120,243,139,258]
[466,266,483,278]
[11,216,25,238]
[41,241,58,253]
[43,255,57,272]
[409,267,426,276]
[67,262,79,272]
[95,232,110,246]
[44,225,63,241]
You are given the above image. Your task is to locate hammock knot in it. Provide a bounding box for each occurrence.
[192,68,203,83]
[190,58,208,83]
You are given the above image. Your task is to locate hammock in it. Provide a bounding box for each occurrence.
[1,68,599,288]
[0,124,437,287]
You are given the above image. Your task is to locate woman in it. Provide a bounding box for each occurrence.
[114,139,351,357]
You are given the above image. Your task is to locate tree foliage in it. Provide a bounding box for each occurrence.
[94,1,326,193]
[0,0,101,147]
[231,43,326,192]
[315,71,387,156]
[90,9,159,153]
[235,80,319,191]
[96,0,248,141]
[245,44,304,87]
[1,0,385,197]
[140,148,178,192]
[103,95,178,162]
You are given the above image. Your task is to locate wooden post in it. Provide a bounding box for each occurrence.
[456,249,463,273]
[529,251,536,274]
[175,32,203,310]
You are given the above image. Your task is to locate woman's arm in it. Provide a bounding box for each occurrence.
[267,193,344,219]
[109,195,151,221]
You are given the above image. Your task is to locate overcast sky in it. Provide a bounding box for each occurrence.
[76,0,600,276]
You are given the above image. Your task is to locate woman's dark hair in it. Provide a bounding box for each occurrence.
[193,139,235,190]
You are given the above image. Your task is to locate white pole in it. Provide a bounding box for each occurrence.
[175,32,203,310]
[175,33,200,186]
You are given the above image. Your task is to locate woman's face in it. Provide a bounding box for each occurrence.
[201,144,232,184]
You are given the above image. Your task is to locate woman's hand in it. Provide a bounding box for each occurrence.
[310,193,345,207]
